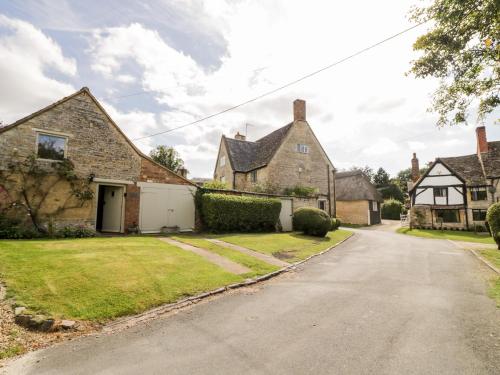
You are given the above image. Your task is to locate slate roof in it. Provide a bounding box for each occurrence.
[224,122,293,172]
[335,170,383,202]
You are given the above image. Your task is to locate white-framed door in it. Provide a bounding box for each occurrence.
[280,198,293,231]
[96,184,125,233]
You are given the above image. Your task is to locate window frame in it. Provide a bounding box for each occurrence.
[296,144,309,154]
[372,201,378,212]
[435,209,460,223]
[250,170,257,183]
[35,131,68,162]
[472,209,487,221]
[318,199,327,211]
[433,187,448,198]
[470,187,487,201]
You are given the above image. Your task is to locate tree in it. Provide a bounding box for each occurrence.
[379,183,405,203]
[373,167,390,187]
[0,155,94,233]
[350,165,374,182]
[149,145,184,172]
[409,0,499,126]
[395,166,429,194]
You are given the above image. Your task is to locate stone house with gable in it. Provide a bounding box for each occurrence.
[213,99,336,215]
[409,126,500,230]
[0,87,196,234]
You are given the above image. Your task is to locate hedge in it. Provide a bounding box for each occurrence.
[381,199,405,220]
[330,218,341,230]
[486,203,500,249]
[201,193,281,232]
[293,207,331,237]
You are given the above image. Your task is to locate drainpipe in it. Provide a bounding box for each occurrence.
[327,164,332,216]
[332,168,337,217]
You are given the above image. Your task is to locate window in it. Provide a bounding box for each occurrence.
[433,187,447,198]
[470,187,487,201]
[220,155,225,167]
[318,200,326,211]
[296,144,309,154]
[472,209,487,221]
[372,201,378,211]
[435,209,460,223]
[37,133,66,160]
[250,170,257,183]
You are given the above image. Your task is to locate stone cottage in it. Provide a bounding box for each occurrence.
[0,87,196,233]
[213,100,335,215]
[334,170,383,225]
[408,126,499,230]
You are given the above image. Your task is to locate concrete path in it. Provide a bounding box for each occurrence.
[158,237,250,275]
[207,239,289,267]
[3,229,500,374]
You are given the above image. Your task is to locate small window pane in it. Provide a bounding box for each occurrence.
[436,209,460,223]
[318,200,326,211]
[472,209,487,221]
[470,187,487,201]
[433,187,447,197]
[37,134,66,160]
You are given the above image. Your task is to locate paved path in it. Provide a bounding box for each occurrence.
[159,237,251,275]
[207,239,289,267]
[4,229,500,374]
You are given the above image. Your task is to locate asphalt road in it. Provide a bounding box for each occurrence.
[4,228,500,374]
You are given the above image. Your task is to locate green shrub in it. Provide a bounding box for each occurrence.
[201,193,281,232]
[381,199,404,220]
[56,225,96,238]
[330,218,341,230]
[0,214,40,239]
[293,207,331,237]
[486,203,500,249]
[202,180,229,190]
[283,185,318,197]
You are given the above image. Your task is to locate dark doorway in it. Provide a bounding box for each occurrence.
[96,185,105,231]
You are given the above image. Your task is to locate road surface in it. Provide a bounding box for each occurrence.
[3,228,500,374]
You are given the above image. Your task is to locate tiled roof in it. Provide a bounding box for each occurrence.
[224,122,292,172]
[440,154,486,185]
[479,141,500,178]
[335,170,383,202]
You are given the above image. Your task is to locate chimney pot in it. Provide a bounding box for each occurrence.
[234,132,246,141]
[476,126,488,154]
[293,99,306,121]
[411,153,420,182]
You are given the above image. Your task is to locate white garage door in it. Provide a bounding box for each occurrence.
[138,182,196,233]
[280,198,293,232]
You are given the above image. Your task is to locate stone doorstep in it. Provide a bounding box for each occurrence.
[206,239,289,267]
[158,237,251,275]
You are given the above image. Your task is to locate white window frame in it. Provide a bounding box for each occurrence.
[296,144,309,154]
[35,131,69,161]
[372,201,378,212]
[220,155,226,167]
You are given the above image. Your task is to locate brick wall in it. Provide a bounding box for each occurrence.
[139,157,191,184]
[336,200,369,225]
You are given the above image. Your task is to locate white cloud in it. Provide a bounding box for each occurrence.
[407,141,426,151]
[0,14,76,123]
[363,138,400,156]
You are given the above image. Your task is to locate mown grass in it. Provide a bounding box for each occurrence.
[397,227,495,244]
[214,230,353,263]
[172,235,280,277]
[0,237,242,321]
[0,344,24,360]
[478,249,500,307]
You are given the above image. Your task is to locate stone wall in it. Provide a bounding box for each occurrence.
[336,200,369,225]
[410,206,468,230]
[213,139,234,187]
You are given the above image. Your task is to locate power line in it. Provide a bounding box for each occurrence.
[128,21,428,141]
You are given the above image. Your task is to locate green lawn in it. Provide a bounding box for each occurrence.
[172,235,279,277]
[478,249,500,307]
[0,237,242,321]
[397,228,495,244]
[214,230,353,263]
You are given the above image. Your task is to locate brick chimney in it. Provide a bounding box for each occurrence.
[476,126,488,154]
[178,167,188,178]
[293,99,306,121]
[411,153,420,182]
[234,131,246,141]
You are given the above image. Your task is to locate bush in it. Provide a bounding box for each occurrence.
[56,225,96,238]
[0,214,41,239]
[202,180,229,190]
[293,207,331,237]
[381,199,404,220]
[283,185,318,197]
[486,203,500,249]
[201,193,281,232]
[330,218,341,230]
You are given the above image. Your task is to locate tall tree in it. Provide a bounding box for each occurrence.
[409,0,499,126]
[149,145,184,172]
[349,165,374,182]
[373,167,390,187]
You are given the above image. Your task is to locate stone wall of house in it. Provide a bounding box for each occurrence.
[336,200,369,225]
[213,139,234,187]
[410,205,468,230]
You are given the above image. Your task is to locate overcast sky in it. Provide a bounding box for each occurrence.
[1,0,498,178]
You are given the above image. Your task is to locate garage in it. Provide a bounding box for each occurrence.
[138,182,196,233]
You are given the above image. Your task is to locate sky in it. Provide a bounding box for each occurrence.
[0,0,498,178]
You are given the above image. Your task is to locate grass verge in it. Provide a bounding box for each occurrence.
[0,237,242,321]
[397,227,494,244]
[214,230,353,263]
[477,249,500,307]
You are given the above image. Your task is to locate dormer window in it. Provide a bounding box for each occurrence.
[37,132,67,161]
[296,144,309,154]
